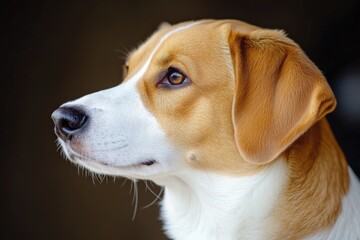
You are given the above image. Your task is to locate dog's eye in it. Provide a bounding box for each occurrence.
[168,70,186,85]
[158,68,190,88]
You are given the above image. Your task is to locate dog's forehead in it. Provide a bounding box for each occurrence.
[124,21,224,78]
[124,25,170,78]
[123,20,261,82]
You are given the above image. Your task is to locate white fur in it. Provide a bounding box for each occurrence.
[305,168,360,240]
[153,160,288,240]
[58,79,177,178]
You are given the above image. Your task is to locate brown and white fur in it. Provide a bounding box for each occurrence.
[52,19,360,239]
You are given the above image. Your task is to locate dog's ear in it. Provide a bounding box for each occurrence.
[229,29,336,164]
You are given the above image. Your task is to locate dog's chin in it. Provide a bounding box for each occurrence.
[57,140,166,179]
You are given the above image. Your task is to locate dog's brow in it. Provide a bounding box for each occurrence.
[127,21,208,84]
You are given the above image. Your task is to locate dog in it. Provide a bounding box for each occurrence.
[52,19,360,239]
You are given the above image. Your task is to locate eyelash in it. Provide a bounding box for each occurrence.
[157,67,191,88]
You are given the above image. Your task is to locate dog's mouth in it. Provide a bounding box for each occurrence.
[140,159,156,166]
[71,152,157,168]
[57,138,157,169]
[68,149,157,169]
[109,159,157,168]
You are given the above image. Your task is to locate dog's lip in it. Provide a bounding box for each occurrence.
[102,159,157,168]
[140,159,156,166]
[58,140,157,168]
[114,159,157,168]
[68,150,157,168]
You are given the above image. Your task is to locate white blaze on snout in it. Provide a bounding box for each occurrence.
[59,74,177,178]
[58,21,206,178]
[63,80,174,171]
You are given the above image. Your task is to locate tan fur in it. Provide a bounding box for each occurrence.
[227,27,349,237]
[134,20,265,175]
[276,119,349,238]
[230,28,336,164]
[123,19,350,238]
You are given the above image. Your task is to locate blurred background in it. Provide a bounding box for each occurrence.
[1,0,359,239]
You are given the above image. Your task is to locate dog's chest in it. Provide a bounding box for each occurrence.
[155,161,288,240]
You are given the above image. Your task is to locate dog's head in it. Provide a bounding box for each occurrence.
[52,19,336,179]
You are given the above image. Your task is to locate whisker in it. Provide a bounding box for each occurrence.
[142,187,164,209]
[145,181,162,199]
[144,180,149,192]
[121,178,128,187]
[132,180,139,221]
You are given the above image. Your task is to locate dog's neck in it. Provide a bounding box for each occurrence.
[152,119,354,240]
[153,160,288,240]
[275,119,350,238]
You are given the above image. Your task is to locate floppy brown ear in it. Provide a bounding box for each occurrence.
[229,29,336,164]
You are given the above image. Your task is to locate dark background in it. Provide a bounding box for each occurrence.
[1,1,359,239]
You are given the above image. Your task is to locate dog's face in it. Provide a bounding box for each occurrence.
[52,20,335,179]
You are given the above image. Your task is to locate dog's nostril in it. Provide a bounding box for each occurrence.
[59,112,87,131]
[51,106,88,140]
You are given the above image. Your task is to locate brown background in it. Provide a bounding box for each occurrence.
[1,0,360,239]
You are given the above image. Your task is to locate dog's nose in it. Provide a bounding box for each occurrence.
[51,106,88,140]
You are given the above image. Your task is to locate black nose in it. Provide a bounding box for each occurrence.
[51,106,88,140]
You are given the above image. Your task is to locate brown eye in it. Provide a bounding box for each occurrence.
[168,70,186,85]
[157,68,190,88]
